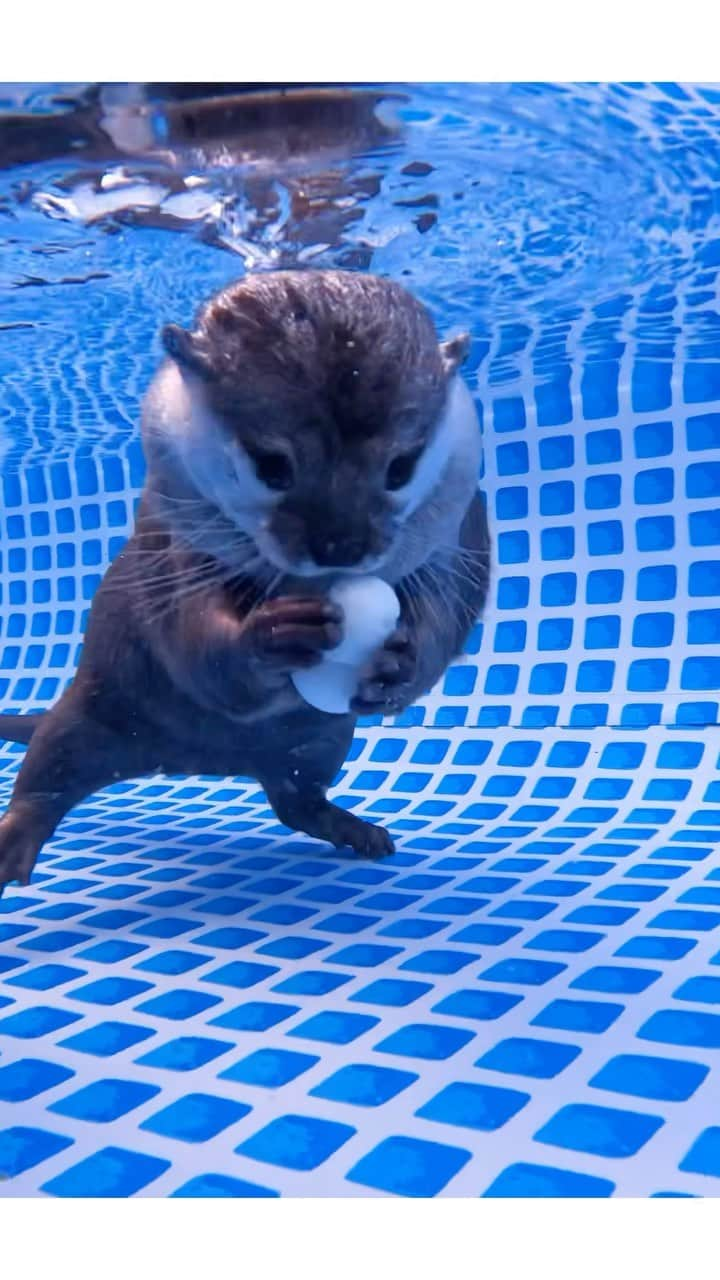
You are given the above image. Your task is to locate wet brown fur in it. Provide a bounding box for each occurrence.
[0,270,490,892]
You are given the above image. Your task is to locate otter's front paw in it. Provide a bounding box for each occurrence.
[351,625,417,716]
[246,596,343,673]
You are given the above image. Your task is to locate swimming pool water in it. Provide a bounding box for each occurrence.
[1,81,720,1197]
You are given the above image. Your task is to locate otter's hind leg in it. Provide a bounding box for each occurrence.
[259,716,394,860]
[0,701,137,894]
[266,777,394,858]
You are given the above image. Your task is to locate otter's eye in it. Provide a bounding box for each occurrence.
[249,449,294,492]
[386,447,423,492]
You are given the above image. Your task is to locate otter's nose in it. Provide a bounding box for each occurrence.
[309,529,368,568]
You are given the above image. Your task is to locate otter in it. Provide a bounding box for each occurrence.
[0,270,490,895]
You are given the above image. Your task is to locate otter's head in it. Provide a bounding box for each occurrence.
[145,270,479,578]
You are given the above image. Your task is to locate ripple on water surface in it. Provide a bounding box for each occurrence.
[1,81,720,463]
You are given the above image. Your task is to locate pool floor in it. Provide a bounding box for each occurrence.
[0,717,719,1197]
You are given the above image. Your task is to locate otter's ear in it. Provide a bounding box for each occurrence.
[161,324,212,377]
[440,332,471,376]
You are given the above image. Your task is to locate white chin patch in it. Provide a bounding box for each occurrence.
[145,361,273,535]
[393,375,481,517]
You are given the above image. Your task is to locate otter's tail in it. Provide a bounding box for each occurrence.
[0,714,43,744]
